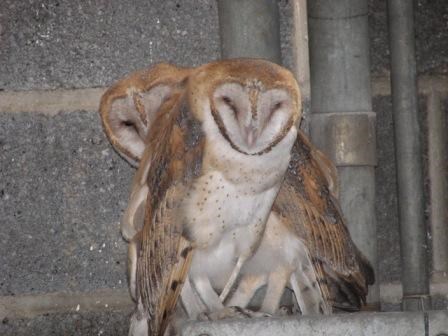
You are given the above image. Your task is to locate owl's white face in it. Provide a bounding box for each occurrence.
[211,82,295,155]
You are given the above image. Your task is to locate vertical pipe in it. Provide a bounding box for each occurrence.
[217,0,281,64]
[387,0,431,311]
[291,0,311,133]
[308,0,379,307]
[428,91,448,281]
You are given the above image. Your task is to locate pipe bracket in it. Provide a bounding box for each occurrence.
[310,111,376,166]
[401,294,432,312]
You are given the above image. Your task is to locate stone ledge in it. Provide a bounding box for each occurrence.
[0,289,132,320]
[0,310,130,336]
[181,310,448,336]
[372,75,448,96]
[0,88,105,115]
[0,76,446,115]
[1,288,447,335]
[2,281,448,321]
[2,309,448,336]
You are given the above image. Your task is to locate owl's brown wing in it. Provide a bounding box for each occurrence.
[136,89,205,336]
[274,130,374,310]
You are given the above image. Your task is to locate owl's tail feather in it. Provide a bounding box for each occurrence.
[313,258,371,312]
[290,253,331,315]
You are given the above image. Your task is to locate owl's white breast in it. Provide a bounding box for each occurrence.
[185,101,297,287]
[186,174,280,290]
[184,170,279,247]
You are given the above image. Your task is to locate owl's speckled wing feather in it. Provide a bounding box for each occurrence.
[274,130,374,310]
[136,90,204,336]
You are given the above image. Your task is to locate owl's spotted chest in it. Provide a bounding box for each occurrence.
[183,170,278,248]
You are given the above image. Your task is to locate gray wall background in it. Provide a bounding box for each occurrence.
[0,0,447,334]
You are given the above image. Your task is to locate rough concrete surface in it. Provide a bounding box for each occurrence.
[0,310,130,336]
[181,311,431,336]
[0,0,220,91]
[278,0,294,71]
[369,0,448,76]
[369,0,390,77]
[2,309,447,336]
[414,0,448,75]
[429,310,448,336]
[0,88,105,115]
[0,111,134,295]
[0,0,295,91]
[0,289,132,320]
[374,94,432,283]
[373,96,401,282]
[444,96,448,139]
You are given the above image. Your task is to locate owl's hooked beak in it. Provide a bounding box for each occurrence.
[243,124,257,148]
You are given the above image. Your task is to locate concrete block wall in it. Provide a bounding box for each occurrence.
[0,0,447,334]
[373,77,448,284]
[369,0,448,291]
[0,1,220,333]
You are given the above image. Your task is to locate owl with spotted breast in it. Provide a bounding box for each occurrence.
[99,59,301,335]
[226,130,375,316]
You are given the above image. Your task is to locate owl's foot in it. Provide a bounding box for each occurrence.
[198,306,271,321]
[278,305,295,316]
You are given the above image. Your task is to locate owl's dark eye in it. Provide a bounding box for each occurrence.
[122,120,134,127]
[272,102,283,111]
[221,96,238,116]
[222,96,232,104]
[267,102,284,120]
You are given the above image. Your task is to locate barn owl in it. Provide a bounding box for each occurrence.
[99,59,301,335]
[225,130,375,315]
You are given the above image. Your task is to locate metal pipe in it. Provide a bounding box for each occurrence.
[387,0,431,311]
[428,91,448,281]
[290,0,311,133]
[217,0,281,64]
[308,0,379,306]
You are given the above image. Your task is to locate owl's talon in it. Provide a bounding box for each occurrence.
[197,312,212,321]
[278,305,294,316]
